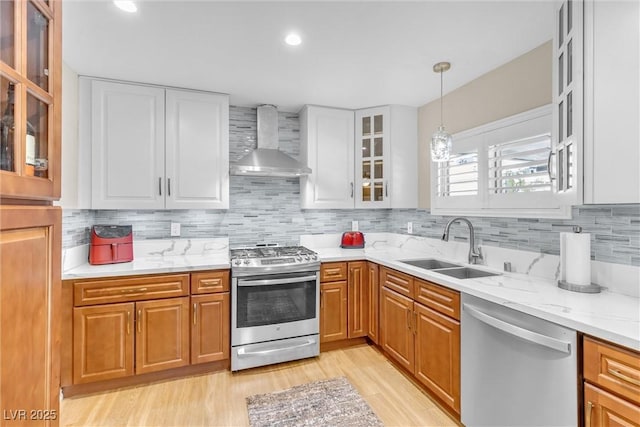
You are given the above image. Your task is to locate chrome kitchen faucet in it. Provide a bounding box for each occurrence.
[442,217,483,265]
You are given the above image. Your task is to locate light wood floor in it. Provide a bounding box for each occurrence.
[60,344,458,426]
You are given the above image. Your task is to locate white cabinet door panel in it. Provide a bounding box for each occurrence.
[165,90,229,209]
[584,0,640,204]
[300,106,354,209]
[91,80,165,209]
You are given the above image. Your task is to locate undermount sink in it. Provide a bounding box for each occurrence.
[400,259,461,270]
[434,267,501,279]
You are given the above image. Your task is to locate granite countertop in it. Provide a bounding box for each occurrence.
[62,234,640,351]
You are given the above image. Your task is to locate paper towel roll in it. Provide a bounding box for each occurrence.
[560,232,591,286]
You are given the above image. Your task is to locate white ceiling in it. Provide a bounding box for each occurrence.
[63,1,554,112]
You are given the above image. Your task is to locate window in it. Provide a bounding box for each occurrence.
[431,105,571,218]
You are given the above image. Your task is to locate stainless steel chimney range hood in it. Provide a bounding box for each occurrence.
[230,104,312,177]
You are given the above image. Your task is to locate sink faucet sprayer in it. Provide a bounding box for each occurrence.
[441,217,483,265]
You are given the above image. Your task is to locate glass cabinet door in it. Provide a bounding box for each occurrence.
[355,107,390,207]
[0,0,60,199]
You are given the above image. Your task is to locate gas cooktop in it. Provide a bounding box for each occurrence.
[230,245,319,275]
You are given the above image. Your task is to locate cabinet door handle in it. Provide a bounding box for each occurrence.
[350,182,354,198]
[167,178,171,196]
[608,367,640,387]
[126,311,131,335]
[585,401,593,427]
[158,177,162,196]
[193,303,197,325]
[547,151,556,182]
[137,309,142,333]
[406,310,412,331]
[385,181,388,197]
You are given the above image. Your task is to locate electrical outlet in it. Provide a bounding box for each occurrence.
[407,222,413,234]
[170,222,181,237]
[351,220,359,231]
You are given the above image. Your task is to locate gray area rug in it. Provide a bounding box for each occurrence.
[246,376,384,427]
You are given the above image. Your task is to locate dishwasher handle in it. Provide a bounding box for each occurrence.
[463,303,572,354]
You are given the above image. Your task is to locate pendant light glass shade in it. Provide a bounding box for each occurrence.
[431,125,452,162]
[431,62,452,162]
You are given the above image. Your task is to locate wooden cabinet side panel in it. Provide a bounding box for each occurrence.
[414,303,461,414]
[380,287,414,372]
[320,282,348,343]
[136,297,190,375]
[191,293,230,364]
[584,383,640,426]
[72,303,135,384]
[348,261,368,338]
[0,207,61,425]
[367,262,380,344]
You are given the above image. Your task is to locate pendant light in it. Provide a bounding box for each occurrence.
[431,61,452,162]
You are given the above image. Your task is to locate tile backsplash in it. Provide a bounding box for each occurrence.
[63,106,640,267]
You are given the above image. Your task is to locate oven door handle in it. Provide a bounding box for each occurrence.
[237,338,317,357]
[237,275,318,287]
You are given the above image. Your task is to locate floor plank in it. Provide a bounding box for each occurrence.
[60,344,458,426]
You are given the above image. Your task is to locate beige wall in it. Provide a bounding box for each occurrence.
[418,41,552,208]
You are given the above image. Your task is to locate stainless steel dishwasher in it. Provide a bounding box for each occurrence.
[461,293,577,426]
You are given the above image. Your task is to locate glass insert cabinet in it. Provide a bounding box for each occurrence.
[0,0,61,200]
[355,107,391,208]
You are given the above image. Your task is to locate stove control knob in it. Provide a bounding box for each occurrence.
[243,259,250,265]
[296,256,302,261]
[234,259,241,266]
[311,254,318,260]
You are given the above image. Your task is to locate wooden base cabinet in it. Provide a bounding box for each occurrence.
[366,262,379,344]
[380,266,461,417]
[319,261,369,344]
[73,297,190,383]
[0,207,61,426]
[414,303,460,413]
[320,281,348,342]
[191,293,230,364]
[585,383,640,427]
[63,270,230,393]
[73,303,134,384]
[380,287,414,372]
[583,336,640,427]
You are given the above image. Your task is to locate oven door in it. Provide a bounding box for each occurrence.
[231,271,320,347]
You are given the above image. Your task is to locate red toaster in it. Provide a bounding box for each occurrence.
[89,225,134,265]
[340,231,365,249]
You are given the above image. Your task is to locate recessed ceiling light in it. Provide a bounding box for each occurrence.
[113,1,137,13]
[285,33,302,46]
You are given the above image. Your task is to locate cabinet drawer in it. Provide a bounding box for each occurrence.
[584,336,640,406]
[74,274,190,306]
[415,278,460,320]
[584,383,640,426]
[380,267,414,298]
[191,270,229,294]
[321,262,348,282]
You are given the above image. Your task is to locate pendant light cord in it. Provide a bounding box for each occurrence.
[440,70,444,127]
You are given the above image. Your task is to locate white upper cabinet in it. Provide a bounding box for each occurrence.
[552,0,583,207]
[583,0,640,204]
[300,105,417,210]
[87,78,229,210]
[300,106,355,209]
[165,89,229,209]
[90,80,165,209]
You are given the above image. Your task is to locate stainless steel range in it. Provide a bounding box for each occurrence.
[230,245,320,371]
